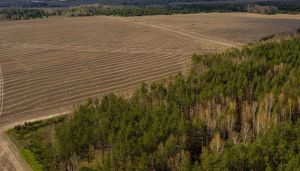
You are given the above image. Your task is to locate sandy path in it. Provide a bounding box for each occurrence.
[0,133,31,171]
[110,16,237,48]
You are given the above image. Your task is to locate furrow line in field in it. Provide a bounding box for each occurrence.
[0,65,3,116]
[3,63,184,111]
[1,51,183,80]
[3,57,184,103]
[3,53,185,90]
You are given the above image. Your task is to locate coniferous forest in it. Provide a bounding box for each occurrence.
[8,36,300,170]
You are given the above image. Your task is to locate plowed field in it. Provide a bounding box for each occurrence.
[0,13,299,127]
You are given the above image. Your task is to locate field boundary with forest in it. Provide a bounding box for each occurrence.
[7,33,300,170]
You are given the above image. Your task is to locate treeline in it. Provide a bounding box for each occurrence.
[0,6,172,20]
[1,1,300,21]
[0,5,227,21]
[0,0,209,8]
[257,0,300,14]
[8,36,300,170]
[0,8,50,20]
[66,6,172,16]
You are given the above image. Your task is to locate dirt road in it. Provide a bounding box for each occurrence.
[0,133,31,171]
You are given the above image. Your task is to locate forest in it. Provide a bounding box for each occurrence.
[7,34,300,170]
[1,0,300,21]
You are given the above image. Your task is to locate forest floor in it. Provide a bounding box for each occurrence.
[0,13,299,170]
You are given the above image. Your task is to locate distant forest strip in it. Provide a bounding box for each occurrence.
[7,33,300,170]
[1,1,300,21]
